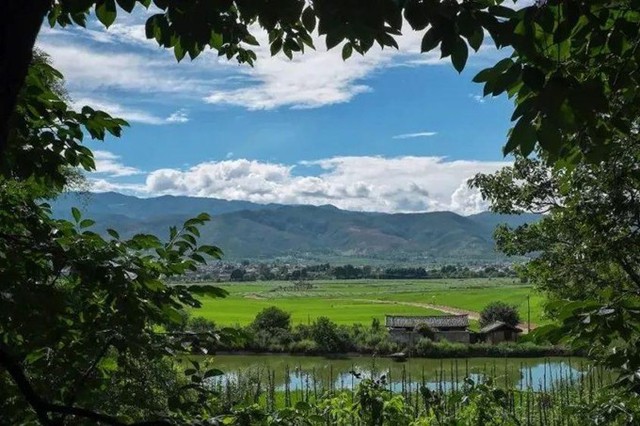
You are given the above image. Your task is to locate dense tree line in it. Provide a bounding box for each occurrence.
[186,263,518,282]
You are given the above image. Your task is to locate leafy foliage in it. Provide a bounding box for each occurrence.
[0,47,228,425]
[479,302,520,327]
[471,146,640,392]
[252,306,292,332]
[311,316,347,353]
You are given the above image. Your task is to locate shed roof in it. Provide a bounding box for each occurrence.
[479,321,523,334]
[385,315,469,329]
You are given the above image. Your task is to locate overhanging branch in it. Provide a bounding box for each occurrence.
[0,343,172,425]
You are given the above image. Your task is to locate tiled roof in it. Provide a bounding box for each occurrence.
[385,315,469,329]
[479,321,523,333]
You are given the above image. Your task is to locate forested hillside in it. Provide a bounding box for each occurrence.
[52,192,539,262]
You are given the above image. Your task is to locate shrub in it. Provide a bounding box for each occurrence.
[187,317,217,334]
[289,339,319,355]
[311,316,347,353]
[374,339,400,355]
[371,318,381,331]
[479,301,520,327]
[291,323,313,341]
[252,306,291,332]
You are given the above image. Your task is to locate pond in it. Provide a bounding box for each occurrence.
[207,354,601,394]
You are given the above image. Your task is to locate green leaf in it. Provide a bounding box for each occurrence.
[467,28,484,52]
[342,42,353,60]
[116,0,136,13]
[204,368,224,378]
[107,229,120,239]
[420,27,440,53]
[505,118,537,156]
[173,43,186,61]
[451,37,468,73]
[325,32,343,50]
[295,401,311,412]
[71,207,81,223]
[186,285,229,298]
[302,7,316,33]
[95,0,117,28]
[537,119,562,155]
[472,68,494,83]
[522,66,545,90]
[144,279,165,291]
[79,219,95,229]
[163,306,185,324]
[270,38,283,56]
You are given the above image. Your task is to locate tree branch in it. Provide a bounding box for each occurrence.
[0,343,173,425]
[618,256,640,289]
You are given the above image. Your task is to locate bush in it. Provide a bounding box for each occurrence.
[187,317,217,334]
[412,339,574,358]
[479,301,520,327]
[374,339,400,355]
[291,323,313,341]
[252,306,291,332]
[311,316,348,353]
[289,339,320,354]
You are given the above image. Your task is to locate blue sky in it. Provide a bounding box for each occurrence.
[37,8,515,214]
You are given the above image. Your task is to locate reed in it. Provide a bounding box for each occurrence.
[208,358,613,424]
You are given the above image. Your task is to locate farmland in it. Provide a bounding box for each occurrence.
[190,278,546,328]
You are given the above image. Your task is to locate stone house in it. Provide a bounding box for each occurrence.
[385,314,470,344]
[479,321,522,344]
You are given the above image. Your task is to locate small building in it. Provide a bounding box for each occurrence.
[385,315,470,344]
[479,321,522,344]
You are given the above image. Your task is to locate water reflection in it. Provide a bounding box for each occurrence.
[209,355,591,393]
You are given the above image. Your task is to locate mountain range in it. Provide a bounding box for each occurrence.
[50,192,538,263]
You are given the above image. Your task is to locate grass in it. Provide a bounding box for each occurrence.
[196,296,443,326]
[191,278,547,326]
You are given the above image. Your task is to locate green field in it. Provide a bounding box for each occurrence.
[191,278,546,327]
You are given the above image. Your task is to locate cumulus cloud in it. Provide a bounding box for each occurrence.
[392,131,438,139]
[98,156,508,214]
[93,151,142,176]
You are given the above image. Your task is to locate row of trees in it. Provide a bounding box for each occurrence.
[220,263,517,282]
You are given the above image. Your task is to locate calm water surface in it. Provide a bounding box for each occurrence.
[209,355,594,393]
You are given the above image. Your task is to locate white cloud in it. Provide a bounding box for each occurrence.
[97,156,508,214]
[92,150,142,177]
[469,94,486,104]
[72,98,189,125]
[166,109,189,123]
[203,29,450,110]
[89,178,146,193]
[392,131,438,139]
[38,17,506,111]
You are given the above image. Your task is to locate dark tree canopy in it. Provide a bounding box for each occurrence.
[471,142,640,391]
[252,306,292,332]
[479,301,520,327]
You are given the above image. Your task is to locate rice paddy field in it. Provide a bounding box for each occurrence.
[190,278,546,328]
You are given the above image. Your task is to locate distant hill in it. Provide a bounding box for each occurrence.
[50,192,539,263]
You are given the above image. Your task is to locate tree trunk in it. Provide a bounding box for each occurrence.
[0,0,52,159]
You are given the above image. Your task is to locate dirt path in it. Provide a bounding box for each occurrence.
[355,298,535,333]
